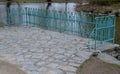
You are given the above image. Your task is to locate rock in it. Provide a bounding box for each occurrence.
[69,62,80,67]
[66,72,75,74]
[98,53,120,65]
[81,2,89,6]
[31,71,39,74]
[24,55,32,59]
[23,64,37,71]
[92,52,99,57]
[34,61,46,67]
[115,55,120,61]
[42,69,65,74]
[37,67,48,72]
[57,65,77,72]
[46,63,59,69]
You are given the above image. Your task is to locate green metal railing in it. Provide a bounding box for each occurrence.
[1,7,116,49]
[6,7,96,37]
[89,15,116,49]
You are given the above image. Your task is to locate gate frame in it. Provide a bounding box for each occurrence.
[89,15,116,50]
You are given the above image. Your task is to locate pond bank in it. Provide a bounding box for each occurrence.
[76,3,120,16]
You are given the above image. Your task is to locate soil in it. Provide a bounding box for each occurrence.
[77,57,120,74]
[0,60,27,74]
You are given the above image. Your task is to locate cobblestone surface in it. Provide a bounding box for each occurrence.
[0,26,92,74]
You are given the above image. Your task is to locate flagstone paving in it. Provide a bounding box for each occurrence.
[0,26,92,74]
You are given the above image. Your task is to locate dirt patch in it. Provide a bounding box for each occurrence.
[77,57,120,74]
[0,60,27,74]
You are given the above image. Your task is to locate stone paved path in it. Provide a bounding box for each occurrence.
[0,26,92,74]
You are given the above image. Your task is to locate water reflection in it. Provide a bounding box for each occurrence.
[46,2,51,9]
[46,0,52,9]
[17,3,76,12]
[6,0,11,25]
[0,3,77,25]
[6,0,11,8]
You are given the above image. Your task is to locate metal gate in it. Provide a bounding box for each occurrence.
[89,15,116,49]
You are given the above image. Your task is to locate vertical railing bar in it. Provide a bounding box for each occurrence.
[95,17,98,49]
[113,15,116,43]
[25,7,27,25]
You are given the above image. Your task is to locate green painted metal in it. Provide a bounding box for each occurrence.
[3,7,116,49]
[89,15,116,49]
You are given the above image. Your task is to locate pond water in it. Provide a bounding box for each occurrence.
[0,2,120,45]
[0,3,77,12]
[0,3,92,38]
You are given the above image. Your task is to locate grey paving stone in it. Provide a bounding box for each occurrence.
[42,69,65,74]
[66,72,75,74]
[16,55,25,62]
[34,61,46,67]
[46,63,59,69]
[0,26,92,74]
[68,62,80,67]
[57,65,77,72]
[23,64,37,71]
[37,66,48,72]
[30,70,39,74]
